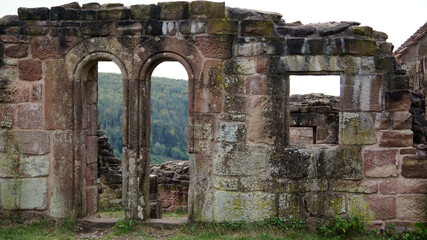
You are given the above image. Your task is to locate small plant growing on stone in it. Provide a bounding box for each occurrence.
[114,218,135,235]
[319,214,365,237]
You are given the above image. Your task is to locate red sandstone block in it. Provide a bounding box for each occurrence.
[246,75,266,95]
[31,84,43,102]
[379,131,413,148]
[385,91,411,112]
[86,186,98,214]
[393,111,412,130]
[87,136,98,164]
[44,60,73,130]
[4,44,29,58]
[400,148,417,155]
[363,149,398,178]
[365,195,396,220]
[380,179,427,194]
[2,84,30,103]
[194,35,232,59]
[13,130,50,154]
[256,56,269,74]
[19,59,42,81]
[85,163,98,186]
[401,155,427,178]
[17,104,43,129]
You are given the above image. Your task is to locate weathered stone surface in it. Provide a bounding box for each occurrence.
[158,2,188,20]
[22,155,49,177]
[401,155,427,178]
[241,20,274,36]
[305,194,345,217]
[249,96,285,145]
[49,130,74,218]
[19,59,42,81]
[207,20,237,35]
[385,91,411,112]
[333,180,378,193]
[379,130,413,148]
[214,143,268,176]
[17,104,43,129]
[31,83,43,102]
[18,7,50,20]
[397,195,427,220]
[193,60,222,113]
[278,193,304,220]
[392,111,412,130]
[44,60,72,130]
[130,4,156,20]
[344,39,377,55]
[364,195,396,220]
[179,20,206,34]
[0,66,18,82]
[195,35,232,59]
[81,21,116,36]
[13,131,49,154]
[339,112,376,145]
[380,179,427,194]
[0,178,47,209]
[363,149,398,178]
[31,36,76,59]
[332,146,363,180]
[214,191,275,222]
[348,195,375,221]
[270,148,312,179]
[189,1,225,19]
[285,179,328,193]
[4,44,28,58]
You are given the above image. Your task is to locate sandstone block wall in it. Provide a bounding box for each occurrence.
[0,1,425,229]
[290,94,339,145]
[150,161,189,212]
[97,130,122,209]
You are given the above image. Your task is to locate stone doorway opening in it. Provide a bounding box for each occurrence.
[95,61,125,219]
[289,75,341,145]
[147,61,190,221]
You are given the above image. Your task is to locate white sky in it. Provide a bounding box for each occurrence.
[1,0,425,94]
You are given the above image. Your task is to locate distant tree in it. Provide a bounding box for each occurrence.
[98,72,189,162]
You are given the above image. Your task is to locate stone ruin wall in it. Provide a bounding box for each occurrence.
[0,1,425,230]
[289,94,339,145]
[97,130,122,209]
[395,24,427,155]
[99,94,340,215]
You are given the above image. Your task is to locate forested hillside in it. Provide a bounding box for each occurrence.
[98,72,189,163]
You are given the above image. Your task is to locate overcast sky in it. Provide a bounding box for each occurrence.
[1,0,425,95]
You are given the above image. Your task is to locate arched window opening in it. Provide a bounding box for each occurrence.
[149,61,189,220]
[95,61,124,218]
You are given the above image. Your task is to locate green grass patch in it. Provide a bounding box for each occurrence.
[97,206,125,219]
[162,210,188,220]
[0,214,425,240]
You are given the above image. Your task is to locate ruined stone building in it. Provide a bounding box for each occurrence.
[395,22,427,155]
[0,1,425,231]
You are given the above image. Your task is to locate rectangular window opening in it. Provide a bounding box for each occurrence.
[289,75,340,146]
